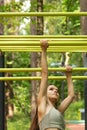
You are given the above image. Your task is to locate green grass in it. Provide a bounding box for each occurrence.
[7,112,30,130]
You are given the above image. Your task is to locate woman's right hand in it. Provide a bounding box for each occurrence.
[40,40,49,50]
[65,65,72,77]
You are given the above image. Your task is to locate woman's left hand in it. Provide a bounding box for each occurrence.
[65,66,72,76]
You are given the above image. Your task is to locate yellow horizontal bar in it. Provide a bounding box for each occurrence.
[0,46,87,52]
[1,39,87,41]
[0,68,87,72]
[0,12,87,17]
[0,41,87,46]
[0,35,87,38]
[0,45,87,48]
[0,76,87,80]
[0,44,87,50]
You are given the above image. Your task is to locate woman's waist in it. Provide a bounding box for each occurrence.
[45,128,60,130]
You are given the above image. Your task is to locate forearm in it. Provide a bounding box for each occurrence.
[38,40,48,98]
[66,74,74,97]
[58,67,75,113]
[41,50,48,76]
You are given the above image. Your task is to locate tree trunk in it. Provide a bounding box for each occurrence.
[36,0,44,94]
[0,0,6,129]
[80,0,87,129]
[37,0,44,35]
[4,0,16,120]
[5,53,14,119]
[80,0,87,35]
[30,0,38,120]
[30,0,44,120]
[0,0,4,34]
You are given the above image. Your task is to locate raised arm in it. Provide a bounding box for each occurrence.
[58,66,75,113]
[38,40,49,104]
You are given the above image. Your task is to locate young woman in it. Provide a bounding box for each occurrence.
[30,40,75,130]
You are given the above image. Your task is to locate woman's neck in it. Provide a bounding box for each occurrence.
[47,99,56,107]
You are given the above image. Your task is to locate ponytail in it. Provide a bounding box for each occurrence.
[30,107,39,130]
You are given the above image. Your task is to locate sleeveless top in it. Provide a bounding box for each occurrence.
[39,107,65,130]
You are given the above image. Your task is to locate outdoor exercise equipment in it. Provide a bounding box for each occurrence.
[0,12,87,130]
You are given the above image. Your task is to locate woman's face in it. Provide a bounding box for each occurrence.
[47,85,59,103]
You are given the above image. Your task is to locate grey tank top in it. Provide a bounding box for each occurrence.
[39,107,65,130]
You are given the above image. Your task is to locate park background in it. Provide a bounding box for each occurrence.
[0,0,86,130]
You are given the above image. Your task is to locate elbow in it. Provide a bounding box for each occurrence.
[70,94,75,101]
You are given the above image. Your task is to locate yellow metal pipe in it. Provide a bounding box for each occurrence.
[0,45,87,48]
[1,39,87,41]
[1,35,87,38]
[0,46,87,49]
[1,47,87,52]
[0,67,87,72]
[0,40,87,44]
[0,44,87,49]
[0,41,87,46]
[0,12,87,17]
[0,35,87,38]
[0,76,87,80]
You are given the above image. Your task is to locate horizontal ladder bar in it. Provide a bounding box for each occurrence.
[0,68,87,72]
[0,76,87,80]
[0,41,87,45]
[0,35,87,38]
[0,46,87,52]
[1,39,87,41]
[0,47,87,52]
[0,35,87,52]
[0,12,87,17]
